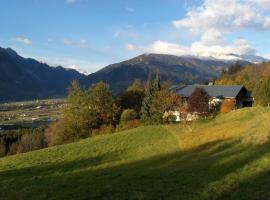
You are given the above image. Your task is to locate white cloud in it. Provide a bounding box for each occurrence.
[172,0,270,32]
[126,41,190,56]
[191,38,256,56]
[63,39,88,48]
[126,38,256,57]
[15,37,32,45]
[263,54,270,59]
[142,0,270,58]
[148,41,190,55]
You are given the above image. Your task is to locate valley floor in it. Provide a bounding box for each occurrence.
[1,107,270,199]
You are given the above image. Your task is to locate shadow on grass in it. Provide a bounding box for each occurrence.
[1,139,270,200]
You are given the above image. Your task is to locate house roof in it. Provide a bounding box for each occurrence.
[171,85,246,98]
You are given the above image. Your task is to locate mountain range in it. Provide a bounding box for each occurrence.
[0,47,84,102]
[0,47,268,101]
[80,53,254,93]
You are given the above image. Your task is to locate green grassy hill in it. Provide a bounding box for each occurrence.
[1,107,270,199]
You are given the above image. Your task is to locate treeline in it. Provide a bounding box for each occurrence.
[44,70,183,146]
[215,62,270,106]
[0,128,46,157]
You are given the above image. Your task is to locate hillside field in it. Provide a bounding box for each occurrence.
[1,107,270,199]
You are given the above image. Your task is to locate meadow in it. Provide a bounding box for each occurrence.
[0,107,270,199]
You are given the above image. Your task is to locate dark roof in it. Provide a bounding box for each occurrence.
[172,85,245,98]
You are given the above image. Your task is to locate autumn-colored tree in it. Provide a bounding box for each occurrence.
[45,81,120,146]
[150,90,182,123]
[187,88,210,116]
[220,99,236,114]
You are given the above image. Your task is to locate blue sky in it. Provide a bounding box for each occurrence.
[1,0,270,74]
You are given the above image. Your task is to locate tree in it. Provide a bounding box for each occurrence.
[120,109,138,123]
[79,81,119,134]
[46,81,120,146]
[117,91,144,113]
[140,70,161,123]
[253,77,270,106]
[118,80,145,113]
[140,71,154,122]
[187,88,210,116]
[227,62,242,75]
[150,90,182,123]
[127,79,145,93]
[153,69,161,93]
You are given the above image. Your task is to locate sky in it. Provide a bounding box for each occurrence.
[0,0,270,74]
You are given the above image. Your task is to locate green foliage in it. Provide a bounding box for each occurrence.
[227,62,242,75]
[141,70,161,124]
[47,81,120,146]
[253,77,270,106]
[117,91,144,113]
[150,90,182,123]
[127,79,145,93]
[120,109,138,123]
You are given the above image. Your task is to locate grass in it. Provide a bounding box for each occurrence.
[1,107,270,199]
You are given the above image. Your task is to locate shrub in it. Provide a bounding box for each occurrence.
[220,99,236,114]
[92,124,115,136]
[45,121,67,147]
[17,131,46,153]
[163,112,177,124]
[117,119,141,131]
[0,138,6,157]
[120,109,138,123]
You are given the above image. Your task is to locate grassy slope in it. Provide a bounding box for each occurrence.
[1,107,270,199]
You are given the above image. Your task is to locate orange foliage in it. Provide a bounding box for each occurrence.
[220,99,236,114]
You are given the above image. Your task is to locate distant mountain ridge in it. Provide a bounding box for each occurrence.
[194,53,268,63]
[80,53,253,93]
[0,47,85,102]
[0,47,267,101]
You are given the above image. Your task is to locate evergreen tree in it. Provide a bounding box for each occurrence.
[140,70,162,123]
[153,69,161,93]
[253,77,270,106]
[140,71,154,122]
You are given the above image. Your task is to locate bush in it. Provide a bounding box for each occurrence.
[220,99,236,114]
[17,131,46,153]
[117,119,141,131]
[92,124,115,136]
[45,121,67,147]
[163,112,177,124]
[0,128,46,157]
[120,109,138,123]
[0,138,6,157]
